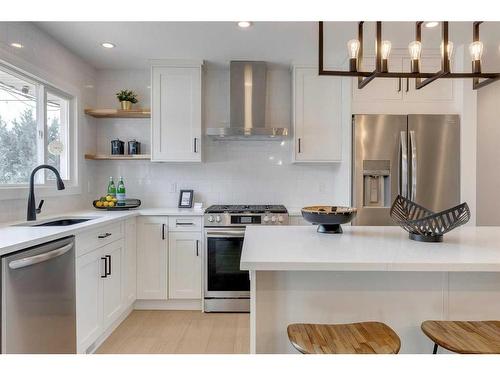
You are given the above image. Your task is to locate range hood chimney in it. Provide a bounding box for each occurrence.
[206,61,288,140]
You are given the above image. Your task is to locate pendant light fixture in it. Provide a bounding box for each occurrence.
[408,41,422,73]
[380,40,392,72]
[318,21,500,90]
[470,41,484,73]
[347,39,360,71]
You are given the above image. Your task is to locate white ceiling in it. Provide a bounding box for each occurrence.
[35,22,500,70]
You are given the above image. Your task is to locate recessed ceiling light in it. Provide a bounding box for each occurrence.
[237,21,252,29]
[10,42,24,49]
[425,22,439,28]
[101,42,116,49]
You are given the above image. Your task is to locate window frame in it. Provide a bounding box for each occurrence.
[0,61,78,198]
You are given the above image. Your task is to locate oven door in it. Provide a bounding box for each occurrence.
[205,229,250,298]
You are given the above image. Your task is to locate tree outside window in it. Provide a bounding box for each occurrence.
[0,66,71,185]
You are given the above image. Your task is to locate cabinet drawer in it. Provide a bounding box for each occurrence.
[76,222,124,257]
[168,216,202,231]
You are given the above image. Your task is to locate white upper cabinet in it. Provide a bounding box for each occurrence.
[352,57,404,102]
[293,66,343,163]
[151,61,202,162]
[402,56,455,103]
[351,52,456,114]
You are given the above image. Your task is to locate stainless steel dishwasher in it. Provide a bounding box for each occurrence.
[1,236,76,354]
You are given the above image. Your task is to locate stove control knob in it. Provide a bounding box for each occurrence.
[278,216,284,223]
[263,215,270,223]
[271,216,277,223]
[215,215,222,223]
[207,215,214,223]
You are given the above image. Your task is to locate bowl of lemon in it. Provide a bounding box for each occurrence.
[93,196,141,210]
[93,195,118,209]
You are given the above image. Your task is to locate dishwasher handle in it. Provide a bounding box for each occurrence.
[8,243,73,270]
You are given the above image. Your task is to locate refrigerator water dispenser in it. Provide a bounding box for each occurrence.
[363,160,390,207]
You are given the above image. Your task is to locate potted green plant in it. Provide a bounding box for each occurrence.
[116,89,138,111]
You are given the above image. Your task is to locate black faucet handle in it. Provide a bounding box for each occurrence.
[36,200,44,214]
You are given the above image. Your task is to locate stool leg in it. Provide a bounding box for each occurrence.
[432,343,438,354]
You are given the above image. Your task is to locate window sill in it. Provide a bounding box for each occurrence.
[0,184,82,201]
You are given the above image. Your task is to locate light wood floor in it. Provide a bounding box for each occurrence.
[96,310,250,354]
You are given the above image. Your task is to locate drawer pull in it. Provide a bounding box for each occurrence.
[176,222,194,226]
[98,232,112,239]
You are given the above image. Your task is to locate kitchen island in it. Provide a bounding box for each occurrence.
[240,225,500,354]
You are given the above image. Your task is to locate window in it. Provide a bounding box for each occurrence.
[0,65,73,186]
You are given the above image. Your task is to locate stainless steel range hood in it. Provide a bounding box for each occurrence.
[206,61,288,141]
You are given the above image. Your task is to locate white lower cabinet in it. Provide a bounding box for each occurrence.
[76,247,104,353]
[124,218,137,305]
[76,238,125,353]
[136,216,168,299]
[168,231,202,299]
[102,241,124,329]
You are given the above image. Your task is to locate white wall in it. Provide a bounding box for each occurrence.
[475,33,500,226]
[477,81,500,225]
[90,66,350,209]
[0,22,97,223]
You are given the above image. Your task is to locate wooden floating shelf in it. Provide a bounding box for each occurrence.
[84,108,151,118]
[85,154,151,160]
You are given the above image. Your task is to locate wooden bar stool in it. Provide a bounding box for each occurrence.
[287,322,401,354]
[421,320,500,354]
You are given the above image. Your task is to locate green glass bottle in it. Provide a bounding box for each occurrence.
[116,177,126,204]
[107,177,116,197]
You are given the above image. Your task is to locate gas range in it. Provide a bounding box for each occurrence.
[204,204,289,227]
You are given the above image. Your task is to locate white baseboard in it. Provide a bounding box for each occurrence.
[134,299,202,310]
[86,304,134,354]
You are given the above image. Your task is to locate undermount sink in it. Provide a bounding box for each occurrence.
[14,217,97,227]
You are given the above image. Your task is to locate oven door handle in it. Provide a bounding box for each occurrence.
[206,231,245,238]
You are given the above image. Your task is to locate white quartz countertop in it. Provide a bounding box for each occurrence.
[240,225,500,272]
[0,207,204,257]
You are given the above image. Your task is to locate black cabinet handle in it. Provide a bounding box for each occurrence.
[298,138,302,153]
[196,240,199,257]
[101,257,107,278]
[106,255,111,276]
[398,78,402,92]
[194,138,198,153]
[162,224,166,240]
[98,232,111,239]
[406,77,410,92]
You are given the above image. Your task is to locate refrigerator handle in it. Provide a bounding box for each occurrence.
[410,130,417,201]
[399,131,408,198]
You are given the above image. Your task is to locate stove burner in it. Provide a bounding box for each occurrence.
[205,204,288,214]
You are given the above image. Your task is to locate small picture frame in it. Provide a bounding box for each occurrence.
[178,190,194,208]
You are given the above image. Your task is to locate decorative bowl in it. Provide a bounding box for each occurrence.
[301,206,357,234]
[390,195,470,242]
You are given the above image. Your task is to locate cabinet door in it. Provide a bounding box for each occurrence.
[102,240,125,330]
[168,231,202,299]
[136,216,168,299]
[76,248,104,353]
[151,65,202,162]
[352,56,403,103]
[124,218,137,306]
[403,56,455,103]
[293,67,342,162]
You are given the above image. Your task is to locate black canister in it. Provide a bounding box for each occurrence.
[111,139,124,155]
[128,139,141,155]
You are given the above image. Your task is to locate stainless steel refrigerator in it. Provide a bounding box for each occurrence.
[352,114,460,226]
